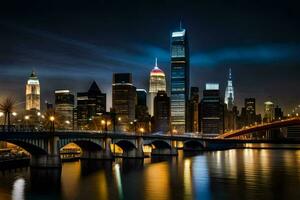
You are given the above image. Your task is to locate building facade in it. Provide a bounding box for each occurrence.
[154,91,170,133]
[264,101,275,122]
[187,87,199,133]
[200,84,224,138]
[170,26,190,133]
[148,58,166,116]
[112,73,136,132]
[224,68,234,111]
[77,81,106,129]
[55,90,75,130]
[26,71,40,111]
[136,89,150,134]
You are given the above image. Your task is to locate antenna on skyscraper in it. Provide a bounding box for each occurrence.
[179,20,182,30]
[155,57,158,68]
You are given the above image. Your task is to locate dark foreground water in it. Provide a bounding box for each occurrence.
[1,149,300,200]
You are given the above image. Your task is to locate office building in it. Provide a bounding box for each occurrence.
[148,58,166,116]
[154,91,170,133]
[200,83,224,138]
[55,90,75,130]
[264,101,275,122]
[170,25,190,133]
[77,81,106,129]
[136,89,150,134]
[112,73,136,132]
[26,70,40,111]
[187,87,199,133]
[224,68,234,111]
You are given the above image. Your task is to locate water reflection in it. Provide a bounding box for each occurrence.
[0,149,300,199]
[12,178,25,200]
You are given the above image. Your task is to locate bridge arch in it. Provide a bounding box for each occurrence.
[114,140,137,152]
[1,139,47,155]
[59,138,103,152]
[183,140,204,151]
[150,140,172,149]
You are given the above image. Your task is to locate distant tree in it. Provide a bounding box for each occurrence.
[0,97,16,130]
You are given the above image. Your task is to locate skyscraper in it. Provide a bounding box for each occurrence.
[154,91,170,133]
[136,89,150,134]
[112,73,136,132]
[264,101,275,122]
[148,58,166,116]
[26,70,40,111]
[77,81,106,129]
[187,87,199,133]
[170,25,190,133]
[200,83,224,138]
[245,98,256,124]
[224,68,234,111]
[55,90,75,130]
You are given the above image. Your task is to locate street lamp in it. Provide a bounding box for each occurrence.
[139,127,144,135]
[24,115,30,131]
[49,116,55,132]
[101,119,108,132]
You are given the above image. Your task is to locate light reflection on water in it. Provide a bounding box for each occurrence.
[0,149,300,200]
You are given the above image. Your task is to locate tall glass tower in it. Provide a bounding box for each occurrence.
[26,70,40,111]
[170,26,190,133]
[224,68,234,111]
[148,58,166,116]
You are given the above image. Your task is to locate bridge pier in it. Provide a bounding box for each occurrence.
[151,148,178,156]
[122,137,144,158]
[81,138,114,160]
[30,136,62,168]
[30,154,61,168]
[151,140,178,156]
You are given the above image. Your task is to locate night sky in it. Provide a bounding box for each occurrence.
[1,0,300,114]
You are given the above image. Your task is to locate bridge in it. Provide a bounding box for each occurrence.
[0,131,222,168]
[1,118,300,169]
[219,117,300,139]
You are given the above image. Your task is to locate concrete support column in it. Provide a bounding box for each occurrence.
[152,140,178,156]
[80,138,114,160]
[31,136,62,168]
[122,138,144,158]
[30,154,61,168]
[136,137,144,158]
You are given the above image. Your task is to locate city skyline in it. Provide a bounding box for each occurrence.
[1,0,300,114]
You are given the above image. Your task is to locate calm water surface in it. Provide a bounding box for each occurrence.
[1,149,300,200]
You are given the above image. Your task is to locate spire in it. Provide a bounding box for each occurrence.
[154,57,158,69]
[31,69,36,77]
[179,20,182,30]
[229,67,232,80]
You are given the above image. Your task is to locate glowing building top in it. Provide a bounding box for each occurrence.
[224,68,234,110]
[149,58,166,93]
[148,58,166,116]
[26,70,40,111]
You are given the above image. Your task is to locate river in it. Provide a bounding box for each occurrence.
[0,149,300,200]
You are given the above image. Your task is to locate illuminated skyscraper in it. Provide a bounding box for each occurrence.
[200,84,224,138]
[170,25,190,133]
[26,70,40,111]
[264,101,275,122]
[55,90,75,130]
[112,73,136,132]
[224,68,234,111]
[148,58,166,116]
